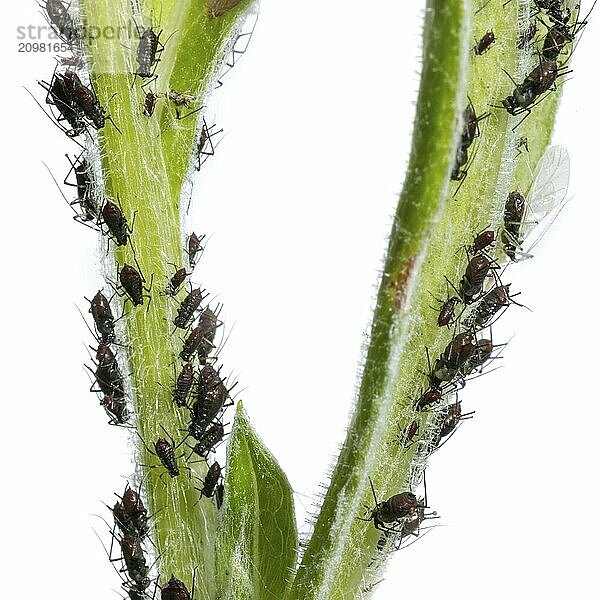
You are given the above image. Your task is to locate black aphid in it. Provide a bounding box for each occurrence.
[165,267,189,297]
[120,534,150,588]
[174,362,195,407]
[101,394,129,425]
[136,28,163,79]
[199,461,222,498]
[468,229,495,254]
[174,288,205,329]
[187,233,204,267]
[119,264,151,307]
[62,70,106,130]
[155,438,180,478]
[180,326,206,362]
[501,191,526,260]
[191,422,225,460]
[431,332,478,386]
[112,484,149,539]
[42,0,78,42]
[437,296,461,327]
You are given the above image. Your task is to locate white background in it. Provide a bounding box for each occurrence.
[1,1,599,599]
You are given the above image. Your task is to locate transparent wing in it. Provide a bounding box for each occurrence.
[521,145,570,242]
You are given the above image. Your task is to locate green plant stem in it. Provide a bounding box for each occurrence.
[288,1,569,598]
[76,0,256,596]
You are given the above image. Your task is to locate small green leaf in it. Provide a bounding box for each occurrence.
[217,403,298,600]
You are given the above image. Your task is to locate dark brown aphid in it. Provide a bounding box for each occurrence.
[471,284,514,327]
[174,362,195,407]
[432,332,478,385]
[174,288,205,329]
[459,254,497,303]
[92,345,125,399]
[517,21,537,49]
[143,91,159,117]
[102,200,131,246]
[180,326,206,362]
[415,388,442,411]
[161,575,191,600]
[197,307,221,364]
[89,291,115,343]
[112,484,149,538]
[468,229,495,254]
[473,30,495,54]
[62,70,106,130]
[437,296,461,327]
[155,438,180,477]
[400,420,419,448]
[101,394,129,425]
[165,267,189,297]
[501,59,567,124]
[136,28,163,78]
[542,23,572,60]
[451,101,488,181]
[189,369,233,439]
[191,422,225,459]
[120,534,149,588]
[42,0,78,42]
[216,483,225,509]
[434,402,475,448]
[462,338,494,375]
[187,233,204,267]
[363,481,425,534]
[119,264,149,307]
[199,461,222,498]
[40,69,84,136]
[501,191,526,260]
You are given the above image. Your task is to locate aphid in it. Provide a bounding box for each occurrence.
[90,344,125,399]
[161,575,192,600]
[155,438,180,478]
[174,288,205,329]
[215,483,225,509]
[501,58,568,126]
[174,362,195,407]
[199,461,222,498]
[468,229,495,254]
[64,153,98,221]
[196,120,222,170]
[435,402,475,446]
[362,480,425,534]
[62,70,106,130]
[119,264,152,307]
[112,484,149,538]
[414,388,442,411]
[88,291,116,343]
[197,307,221,364]
[462,338,494,376]
[39,69,85,136]
[143,91,159,117]
[101,394,129,425]
[473,30,495,54]
[187,233,204,267]
[179,326,204,362]
[432,332,478,385]
[166,90,196,109]
[459,254,497,303]
[189,367,233,438]
[437,296,461,327]
[470,284,515,328]
[207,0,244,18]
[451,101,488,181]
[102,200,131,246]
[42,0,78,42]
[400,420,419,448]
[165,267,189,297]
[120,534,149,588]
[517,21,537,49]
[190,422,225,459]
[136,27,163,79]
[504,146,570,261]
